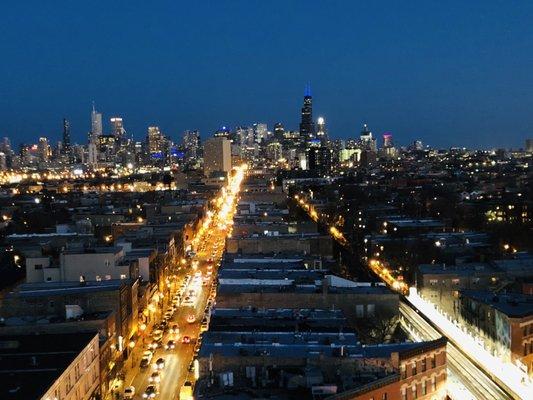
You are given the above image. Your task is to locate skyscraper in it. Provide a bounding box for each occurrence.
[183,130,201,160]
[273,123,285,141]
[62,118,71,155]
[110,117,125,141]
[203,137,231,177]
[299,84,315,139]
[90,103,102,140]
[147,126,164,155]
[316,117,328,141]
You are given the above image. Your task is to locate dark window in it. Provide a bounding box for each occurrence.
[382,394,387,400]
[412,362,417,375]
[421,358,426,372]
[401,365,406,379]
[431,354,436,368]
[422,380,427,395]
[34,264,43,270]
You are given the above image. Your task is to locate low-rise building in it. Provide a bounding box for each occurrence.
[0,332,100,400]
[459,290,533,376]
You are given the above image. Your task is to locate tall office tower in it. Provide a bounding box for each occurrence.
[316,117,328,141]
[110,117,125,141]
[203,137,231,177]
[147,126,164,155]
[253,123,268,144]
[38,137,50,163]
[274,122,285,141]
[183,130,201,160]
[381,132,397,158]
[526,139,533,153]
[90,103,103,140]
[62,118,71,155]
[299,84,315,139]
[383,133,393,148]
[266,141,283,162]
[360,123,377,152]
[0,152,6,170]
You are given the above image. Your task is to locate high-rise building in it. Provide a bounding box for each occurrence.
[62,118,71,156]
[360,124,377,152]
[316,117,327,141]
[274,123,285,141]
[90,103,102,140]
[383,133,393,148]
[526,139,533,153]
[299,84,315,139]
[203,137,231,177]
[253,123,268,143]
[147,126,164,155]
[37,137,50,163]
[110,117,125,141]
[307,146,334,177]
[266,141,283,162]
[183,130,201,160]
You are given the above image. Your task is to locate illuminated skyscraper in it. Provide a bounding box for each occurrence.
[183,130,201,160]
[316,117,327,141]
[147,126,164,155]
[274,122,285,141]
[110,117,125,141]
[62,118,71,155]
[90,103,102,140]
[203,137,231,177]
[360,123,377,152]
[253,123,268,143]
[299,84,315,139]
[383,133,393,148]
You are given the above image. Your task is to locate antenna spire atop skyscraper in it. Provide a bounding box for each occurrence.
[305,82,312,97]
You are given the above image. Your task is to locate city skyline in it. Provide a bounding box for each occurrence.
[2,2,533,148]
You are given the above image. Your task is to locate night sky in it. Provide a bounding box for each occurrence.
[1,1,533,149]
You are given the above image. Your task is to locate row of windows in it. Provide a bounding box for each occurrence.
[401,377,436,399]
[401,355,437,378]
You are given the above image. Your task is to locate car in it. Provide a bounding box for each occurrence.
[123,386,135,399]
[182,335,191,344]
[149,371,161,383]
[152,329,163,340]
[143,385,158,398]
[200,322,208,332]
[155,357,165,369]
[187,314,196,324]
[164,311,172,320]
[140,357,151,369]
[165,340,175,350]
[170,324,179,334]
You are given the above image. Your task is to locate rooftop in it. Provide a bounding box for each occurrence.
[0,332,97,400]
[460,290,533,318]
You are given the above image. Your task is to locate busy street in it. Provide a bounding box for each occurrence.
[116,165,246,400]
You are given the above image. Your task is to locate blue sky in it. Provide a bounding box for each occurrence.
[1,1,533,148]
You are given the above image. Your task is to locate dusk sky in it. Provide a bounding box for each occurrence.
[1,1,533,148]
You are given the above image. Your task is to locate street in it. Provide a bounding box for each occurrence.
[118,166,246,400]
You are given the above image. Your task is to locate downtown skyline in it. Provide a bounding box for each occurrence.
[1,2,533,149]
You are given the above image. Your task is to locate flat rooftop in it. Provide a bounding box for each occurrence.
[460,290,533,318]
[418,263,500,276]
[209,307,350,333]
[0,332,97,400]
[6,279,131,298]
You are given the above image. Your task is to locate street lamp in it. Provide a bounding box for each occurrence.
[129,341,136,368]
